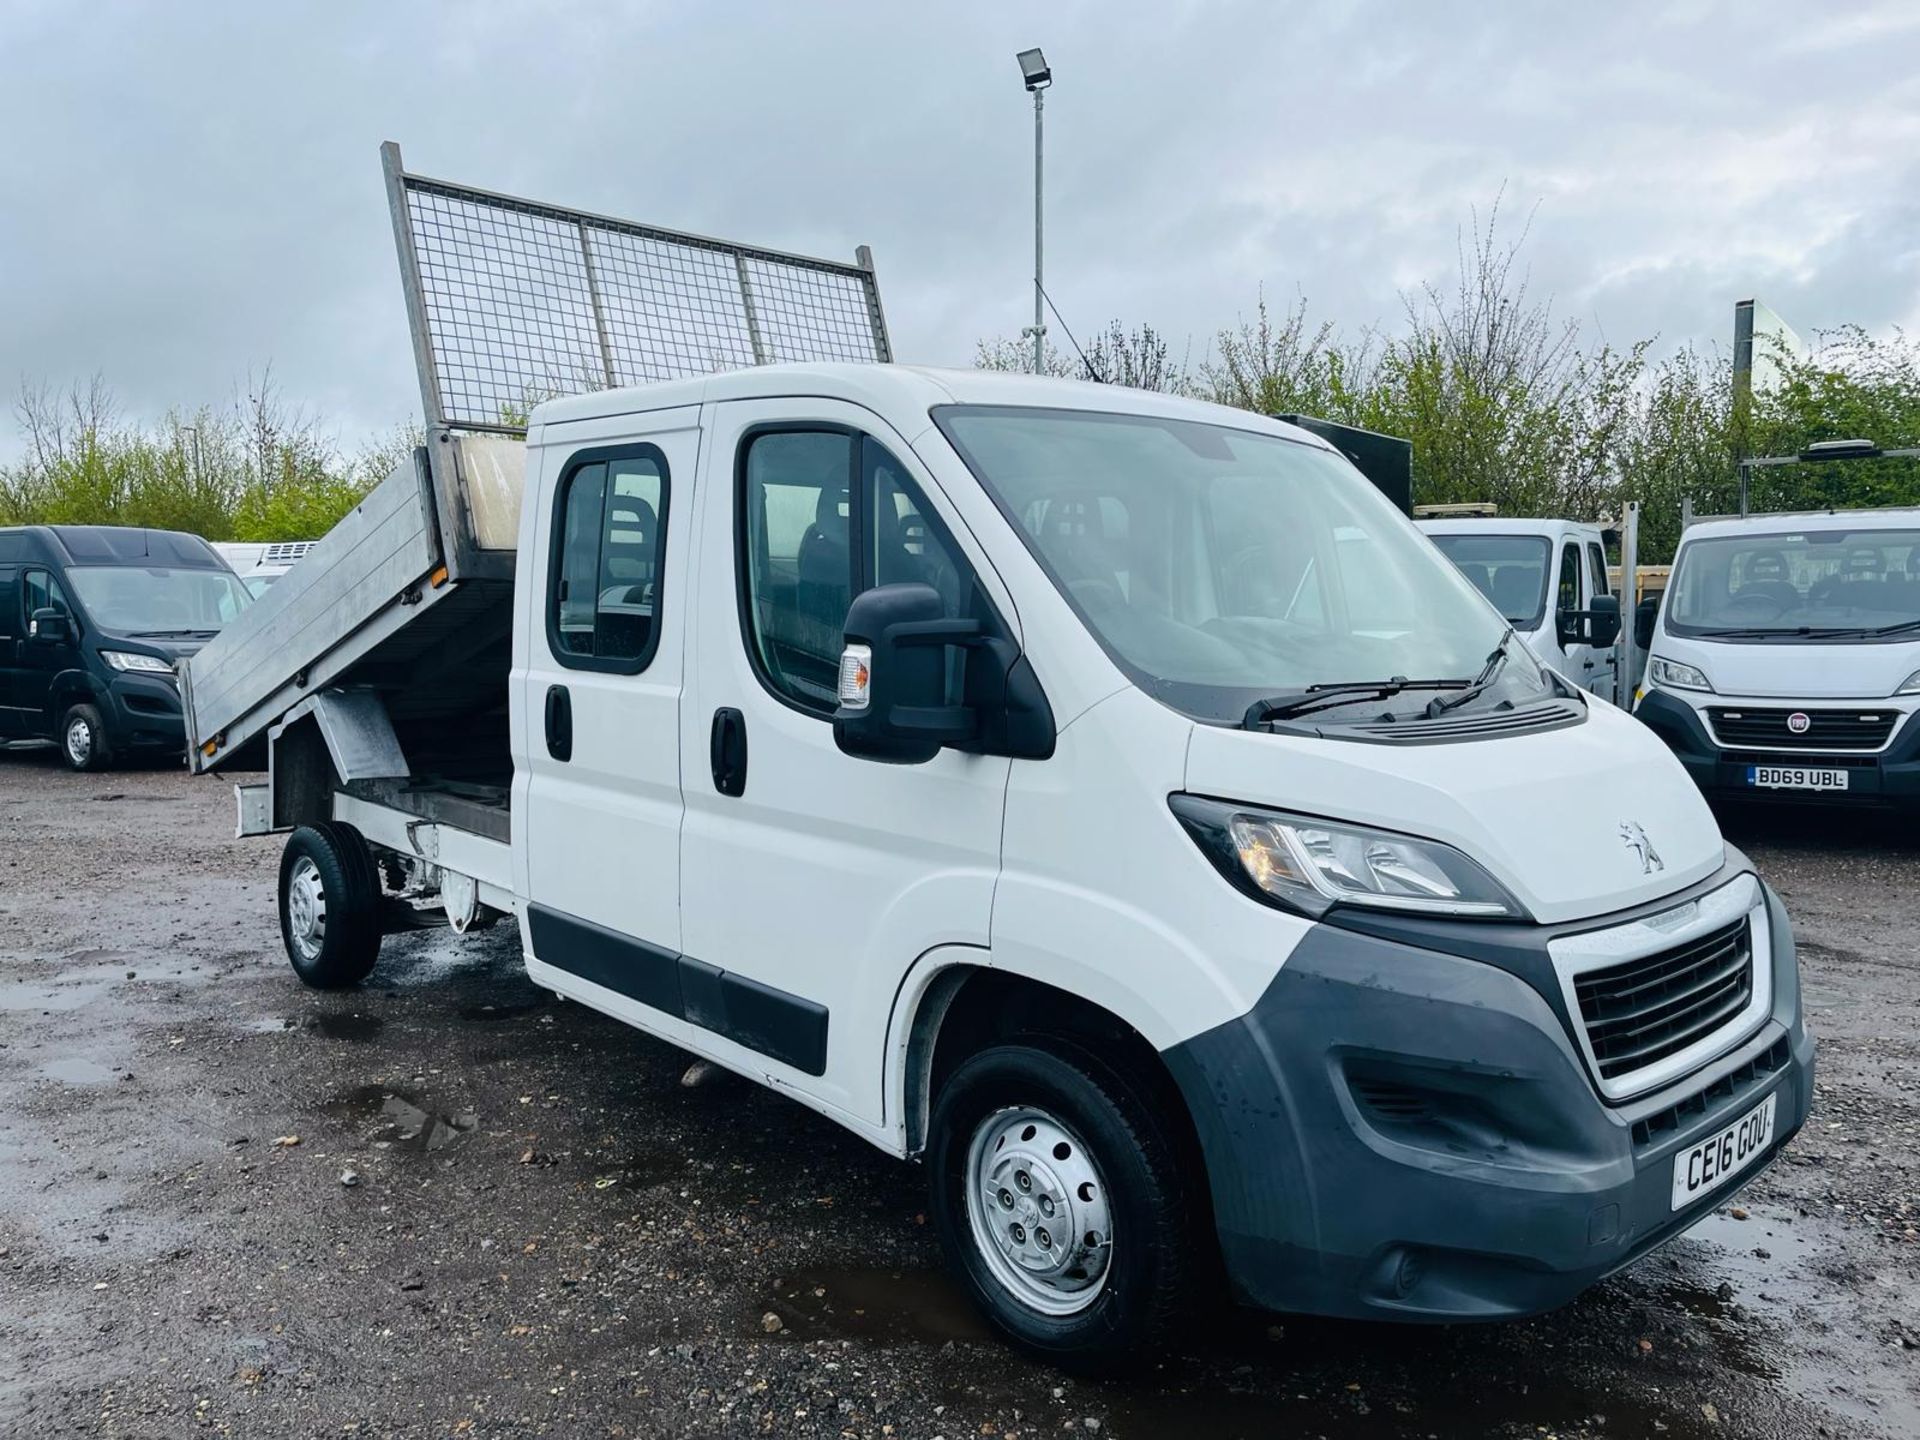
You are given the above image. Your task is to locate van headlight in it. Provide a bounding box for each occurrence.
[101,650,176,676]
[1647,656,1712,692]
[1169,795,1526,920]
[1894,670,1920,696]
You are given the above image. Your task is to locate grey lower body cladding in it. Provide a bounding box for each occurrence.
[527,905,828,1076]
[1163,878,1813,1321]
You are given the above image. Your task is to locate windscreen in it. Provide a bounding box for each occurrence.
[1667,528,1920,639]
[934,405,1545,723]
[1426,534,1550,627]
[65,565,253,635]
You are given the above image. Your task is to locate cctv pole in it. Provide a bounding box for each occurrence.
[1032,83,1044,376]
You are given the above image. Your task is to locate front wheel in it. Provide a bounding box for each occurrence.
[278,822,383,989]
[60,703,111,772]
[928,1042,1202,1368]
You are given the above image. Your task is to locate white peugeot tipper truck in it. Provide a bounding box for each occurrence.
[184,147,1812,1365]
[1419,516,1623,697]
[1637,505,1920,804]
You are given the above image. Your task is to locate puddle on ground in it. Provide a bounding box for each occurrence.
[40,1056,115,1085]
[324,1085,477,1153]
[749,1263,1799,1440]
[1670,1200,1919,1434]
[759,1266,992,1345]
[0,953,144,1012]
[309,1012,385,1042]
[457,999,548,1022]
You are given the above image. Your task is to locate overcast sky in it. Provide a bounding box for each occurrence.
[2,0,1916,459]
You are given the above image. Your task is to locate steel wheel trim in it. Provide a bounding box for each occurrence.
[963,1105,1113,1316]
[286,855,328,961]
[65,717,92,767]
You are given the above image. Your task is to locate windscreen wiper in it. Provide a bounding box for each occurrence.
[1423,630,1515,717]
[1243,675,1468,727]
[127,628,218,638]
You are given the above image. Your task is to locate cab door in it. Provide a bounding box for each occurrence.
[0,566,20,737]
[518,410,699,1033]
[1551,539,1594,688]
[1583,539,1618,697]
[16,567,78,737]
[677,399,1012,1126]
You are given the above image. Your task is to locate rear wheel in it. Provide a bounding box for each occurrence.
[278,822,382,989]
[928,1042,1202,1368]
[60,703,111,772]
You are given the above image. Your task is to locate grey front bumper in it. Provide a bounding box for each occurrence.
[1163,876,1814,1321]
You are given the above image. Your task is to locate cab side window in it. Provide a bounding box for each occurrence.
[1556,543,1582,616]
[23,569,71,626]
[1585,542,1610,602]
[548,448,669,672]
[740,428,972,716]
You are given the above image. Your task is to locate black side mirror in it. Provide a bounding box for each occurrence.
[833,582,1056,765]
[28,606,72,645]
[1634,595,1660,650]
[1584,595,1621,649]
[834,583,978,764]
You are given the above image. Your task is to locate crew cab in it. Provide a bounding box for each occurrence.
[1418,516,1622,696]
[1636,507,1920,804]
[188,366,1813,1362]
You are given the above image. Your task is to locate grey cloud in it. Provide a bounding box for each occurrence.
[0,0,1914,459]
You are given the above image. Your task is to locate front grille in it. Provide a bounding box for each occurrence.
[1707,706,1896,750]
[1632,1035,1790,1148]
[1574,917,1754,1083]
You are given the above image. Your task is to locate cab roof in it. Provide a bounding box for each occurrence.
[1417,517,1604,539]
[527,363,1336,450]
[0,524,225,567]
[1682,508,1920,543]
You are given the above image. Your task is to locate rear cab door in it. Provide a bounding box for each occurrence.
[17,563,80,738]
[677,397,1015,1129]
[516,407,702,1044]
[1583,536,1618,696]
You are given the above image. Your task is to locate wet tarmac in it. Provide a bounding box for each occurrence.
[0,745,1915,1437]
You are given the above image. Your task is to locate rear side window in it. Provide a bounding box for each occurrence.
[1586,542,1610,600]
[547,447,669,672]
[738,427,973,715]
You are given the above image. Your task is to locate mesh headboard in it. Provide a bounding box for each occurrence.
[380,142,892,434]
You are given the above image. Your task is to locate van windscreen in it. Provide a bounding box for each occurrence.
[1667,529,1920,640]
[1426,534,1550,628]
[933,405,1547,724]
[65,565,253,636]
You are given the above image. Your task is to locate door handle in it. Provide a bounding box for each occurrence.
[710,707,747,797]
[544,684,572,762]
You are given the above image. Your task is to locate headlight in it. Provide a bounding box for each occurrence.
[1895,670,1920,696]
[1647,656,1712,692]
[1169,795,1526,920]
[101,650,175,676]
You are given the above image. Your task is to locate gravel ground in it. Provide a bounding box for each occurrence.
[0,745,1914,1439]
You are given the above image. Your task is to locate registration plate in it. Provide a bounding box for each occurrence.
[1671,1092,1777,1211]
[1747,765,1849,791]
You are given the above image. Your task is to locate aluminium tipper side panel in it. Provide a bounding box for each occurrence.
[185,451,442,767]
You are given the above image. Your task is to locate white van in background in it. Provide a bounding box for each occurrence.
[1635,507,1920,804]
[1418,517,1622,695]
[212,540,317,597]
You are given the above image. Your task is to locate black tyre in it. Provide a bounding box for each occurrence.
[928,1041,1202,1369]
[278,822,383,989]
[59,703,111,772]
